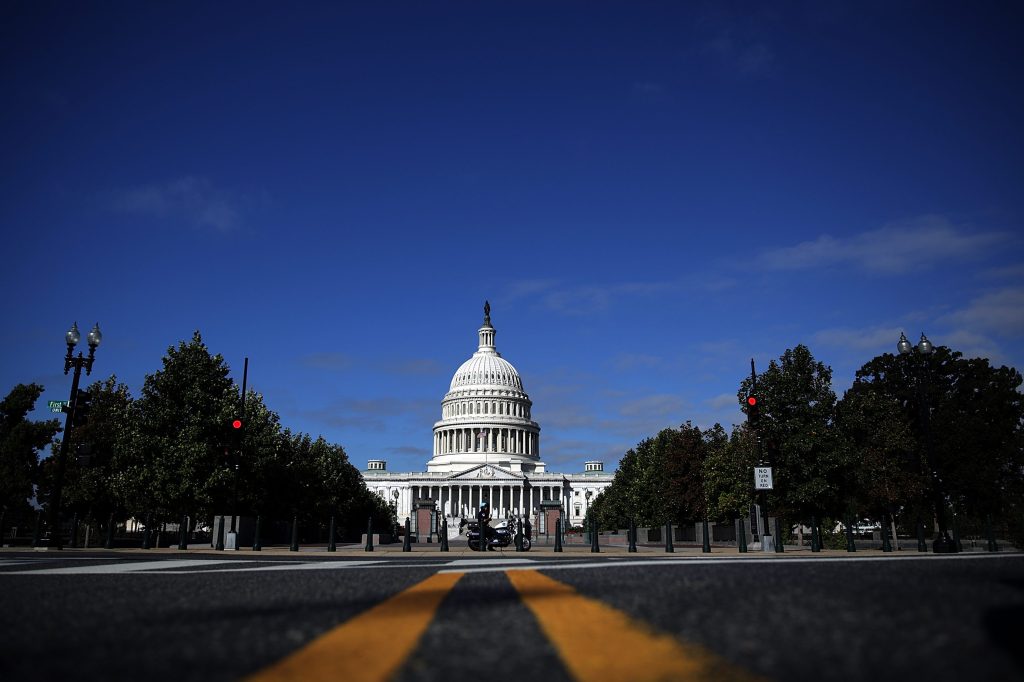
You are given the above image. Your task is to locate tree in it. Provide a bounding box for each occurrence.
[834,383,926,521]
[46,377,139,528]
[704,426,759,521]
[738,345,844,521]
[848,347,1024,526]
[589,422,728,530]
[132,332,238,521]
[0,384,59,528]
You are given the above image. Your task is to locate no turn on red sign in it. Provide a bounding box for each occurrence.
[754,467,773,490]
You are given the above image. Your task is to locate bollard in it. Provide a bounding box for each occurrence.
[881,515,892,552]
[290,514,299,552]
[328,515,337,552]
[916,518,927,552]
[32,510,42,548]
[591,518,600,553]
[178,515,188,550]
[952,515,963,553]
[403,518,412,551]
[515,517,523,552]
[69,513,79,549]
[252,515,262,551]
[986,515,999,552]
[554,519,563,552]
[774,517,784,553]
[738,517,748,553]
[142,514,152,550]
[844,515,856,552]
[440,524,449,552]
[215,513,225,551]
[105,512,115,549]
[702,519,711,553]
[665,521,674,553]
[628,518,638,553]
[811,516,821,552]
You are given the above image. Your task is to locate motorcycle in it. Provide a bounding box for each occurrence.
[461,516,531,551]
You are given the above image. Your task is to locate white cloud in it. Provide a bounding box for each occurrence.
[759,216,1007,273]
[618,393,684,418]
[112,176,241,231]
[704,32,775,76]
[300,352,354,370]
[501,279,677,316]
[706,393,739,411]
[940,287,1024,335]
[812,326,904,352]
[611,353,663,371]
[938,329,1005,365]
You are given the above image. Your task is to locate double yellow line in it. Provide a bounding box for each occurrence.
[248,570,761,682]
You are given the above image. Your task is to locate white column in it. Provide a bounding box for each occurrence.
[499,486,505,516]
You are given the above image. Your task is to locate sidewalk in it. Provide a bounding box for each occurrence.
[8,541,1011,557]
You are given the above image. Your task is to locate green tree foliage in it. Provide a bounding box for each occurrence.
[132,332,238,519]
[56,377,139,524]
[739,345,843,520]
[704,426,758,520]
[847,347,1024,522]
[0,384,59,523]
[588,422,727,530]
[834,383,926,520]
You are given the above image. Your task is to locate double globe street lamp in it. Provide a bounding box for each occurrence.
[45,322,103,549]
[897,331,957,553]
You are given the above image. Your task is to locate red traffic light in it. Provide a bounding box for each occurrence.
[231,419,243,430]
[747,396,758,407]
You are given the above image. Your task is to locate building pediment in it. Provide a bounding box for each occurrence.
[447,463,524,481]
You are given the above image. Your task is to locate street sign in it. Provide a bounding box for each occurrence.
[48,400,70,414]
[754,466,774,490]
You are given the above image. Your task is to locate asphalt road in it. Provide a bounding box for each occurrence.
[1,549,1021,681]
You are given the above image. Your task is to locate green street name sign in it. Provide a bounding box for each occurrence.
[48,400,69,413]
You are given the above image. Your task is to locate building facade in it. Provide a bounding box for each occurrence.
[363,303,613,533]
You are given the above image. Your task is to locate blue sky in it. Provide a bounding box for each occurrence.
[3,2,1022,475]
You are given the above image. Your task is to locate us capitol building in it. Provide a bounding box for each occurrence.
[363,303,613,534]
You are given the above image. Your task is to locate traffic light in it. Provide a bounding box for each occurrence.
[745,394,760,427]
[72,389,92,429]
[229,418,244,447]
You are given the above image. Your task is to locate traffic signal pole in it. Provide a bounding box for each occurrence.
[749,359,774,553]
[230,358,248,539]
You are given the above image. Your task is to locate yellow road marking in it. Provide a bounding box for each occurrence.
[246,571,463,682]
[506,570,763,682]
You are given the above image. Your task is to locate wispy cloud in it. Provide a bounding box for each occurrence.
[759,216,1007,274]
[111,176,241,231]
[704,32,775,76]
[618,393,684,418]
[502,279,676,316]
[300,352,354,370]
[940,287,1024,335]
[812,325,904,352]
[611,353,663,371]
[385,359,443,376]
[297,397,435,433]
[386,445,431,457]
[705,393,739,411]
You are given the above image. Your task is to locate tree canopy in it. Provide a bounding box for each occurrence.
[0,384,59,522]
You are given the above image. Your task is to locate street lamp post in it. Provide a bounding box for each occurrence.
[897,332,957,554]
[47,322,102,549]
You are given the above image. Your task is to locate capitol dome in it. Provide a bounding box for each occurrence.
[428,302,543,474]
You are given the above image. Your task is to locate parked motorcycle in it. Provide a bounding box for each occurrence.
[462,517,531,551]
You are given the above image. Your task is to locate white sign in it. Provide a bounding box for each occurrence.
[754,467,773,490]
